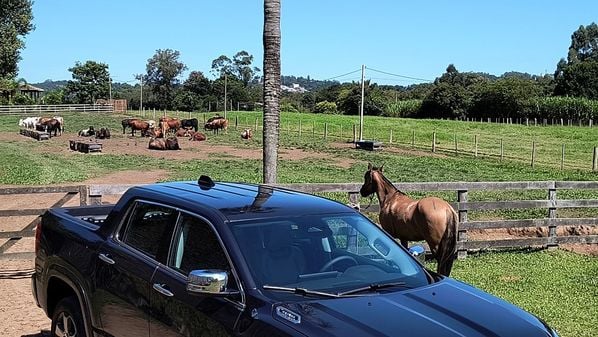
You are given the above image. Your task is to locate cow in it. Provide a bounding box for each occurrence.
[52,116,65,133]
[241,128,252,140]
[96,128,111,139]
[175,128,193,137]
[122,118,151,136]
[18,117,40,129]
[204,118,228,134]
[78,126,95,137]
[181,118,199,132]
[148,136,180,150]
[159,116,181,135]
[189,132,206,141]
[39,118,62,137]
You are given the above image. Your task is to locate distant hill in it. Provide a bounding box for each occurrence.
[31,79,69,91]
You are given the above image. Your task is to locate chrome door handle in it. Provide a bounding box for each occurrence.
[153,283,174,297]
[98,253,115,265]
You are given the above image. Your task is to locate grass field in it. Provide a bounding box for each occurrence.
[1,111,597,336]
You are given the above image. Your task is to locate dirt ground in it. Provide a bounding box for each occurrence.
[0,134,596,336]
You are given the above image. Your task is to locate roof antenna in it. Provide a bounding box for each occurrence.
[197,175,215,189]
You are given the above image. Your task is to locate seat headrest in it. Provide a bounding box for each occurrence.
[264,225,292,252]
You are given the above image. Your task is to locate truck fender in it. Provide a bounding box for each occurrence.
[45,262,96,337]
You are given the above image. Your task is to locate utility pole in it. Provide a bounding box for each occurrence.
[224,73,228,120]
[359,64,365,141]
[109,79,112,102]
[139,76,143,113]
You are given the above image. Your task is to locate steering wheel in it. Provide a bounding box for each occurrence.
[319,255,358,272]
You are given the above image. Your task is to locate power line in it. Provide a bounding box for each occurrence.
[322,68,362,81]
[369,77,428,83]
[366,66,432,82]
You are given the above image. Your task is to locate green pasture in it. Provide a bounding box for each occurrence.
[1,111,597,336]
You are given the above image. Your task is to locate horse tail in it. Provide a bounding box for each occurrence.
[437,207,458,276]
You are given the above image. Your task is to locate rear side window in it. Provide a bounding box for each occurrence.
[122,202,178,263]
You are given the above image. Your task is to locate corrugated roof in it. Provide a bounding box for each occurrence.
[19,84,45,92]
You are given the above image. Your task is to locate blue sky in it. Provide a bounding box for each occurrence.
[18,0,598,86]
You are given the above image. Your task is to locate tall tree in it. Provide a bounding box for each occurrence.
[65,61,110,104]
[554,23,598,99]
[233,51,260,86]
[0,0,34,79]
[145,49,187,109]
[262,0,281,184]
[211,51,261,87]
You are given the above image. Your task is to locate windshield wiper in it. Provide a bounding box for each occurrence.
[337,282,410,296]
[263,285,340,298]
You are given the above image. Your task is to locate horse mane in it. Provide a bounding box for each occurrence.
[373,168,406,196]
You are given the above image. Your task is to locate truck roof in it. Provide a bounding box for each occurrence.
[133,179,354,222]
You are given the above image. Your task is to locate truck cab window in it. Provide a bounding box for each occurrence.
[122,202,178,263]
[171,213,235,288]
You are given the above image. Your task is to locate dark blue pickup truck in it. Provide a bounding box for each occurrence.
[32,177,559,337]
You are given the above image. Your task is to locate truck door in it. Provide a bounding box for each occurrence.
[94,201,179,337]
[149,212,243,337]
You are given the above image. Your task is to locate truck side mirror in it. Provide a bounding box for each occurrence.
[187,269,239,296]
[408,245,426,264]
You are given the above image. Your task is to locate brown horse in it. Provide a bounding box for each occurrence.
[359,163,458,276]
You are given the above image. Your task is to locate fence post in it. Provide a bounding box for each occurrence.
[389,130,393,144]
[235,116,238,130]
[324,123,328,140]
[352,124,356,144]
[593,147,598,172]
[561,144,565,170]
[474,135,478,157]
[590,119,593,128]
[532,142,536,168]
[299,120,302,137]
[89,193,102,205]
[79,186,88,206]
[500,139,504,161]
[454,134,458,155]
[411,130,415,148]
[547,185,558,249]
[348,192,360,207]
[457,189,468,259]
[432,132,436,153]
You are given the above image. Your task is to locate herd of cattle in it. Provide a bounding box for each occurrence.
[18,116,64,137]
[18,114,253,151]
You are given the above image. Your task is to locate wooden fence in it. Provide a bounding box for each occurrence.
[0,104,114,115]
[1,182,596,259]
[0,185,87,259]
[88,181,598,259]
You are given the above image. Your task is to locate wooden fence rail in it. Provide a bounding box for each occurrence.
[87,180,598,258]
[0,185,87,259]
[1,182,596,259]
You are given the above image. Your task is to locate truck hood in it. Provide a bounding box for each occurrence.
[273,278,553,337]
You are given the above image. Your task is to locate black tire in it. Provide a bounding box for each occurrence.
[51,296,86,337]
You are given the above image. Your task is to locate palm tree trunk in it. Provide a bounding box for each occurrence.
[262,0,281,184]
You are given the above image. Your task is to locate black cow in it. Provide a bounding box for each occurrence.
[181,118,199,132]
[96,128,111,139]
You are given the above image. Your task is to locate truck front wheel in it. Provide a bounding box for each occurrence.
[51,296,86,337]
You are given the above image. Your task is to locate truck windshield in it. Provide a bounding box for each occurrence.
[230,213,429,298]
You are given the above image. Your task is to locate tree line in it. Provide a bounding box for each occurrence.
[0,0,596,122]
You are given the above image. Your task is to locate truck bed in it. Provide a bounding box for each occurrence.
[48,204,115,230]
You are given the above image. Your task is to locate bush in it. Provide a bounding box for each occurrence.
[383,99,421,118]
[313,101,338,114]
[13,94,35,105]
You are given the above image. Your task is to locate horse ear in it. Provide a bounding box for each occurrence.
[367,162,373,170]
